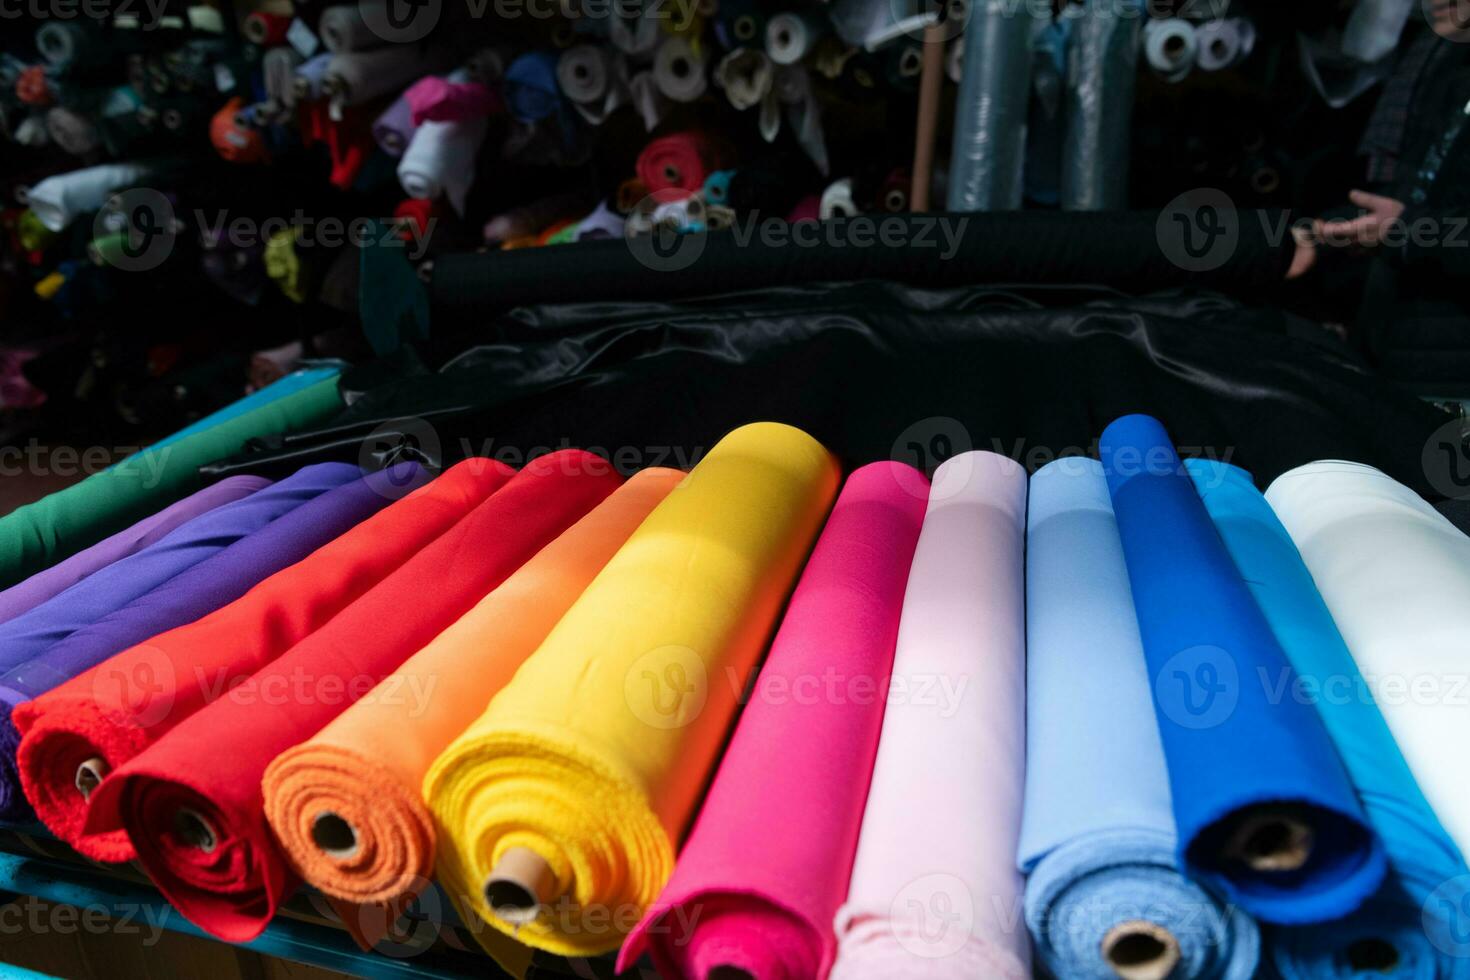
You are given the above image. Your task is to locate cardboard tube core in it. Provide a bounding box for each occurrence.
[1345,938,1399,974]
[311,812,360,859]
[1102,921,1182,980]
[74,758,108,801]
[485,847,558,925]
[1225,808,1314,871]
[173,808,218,853]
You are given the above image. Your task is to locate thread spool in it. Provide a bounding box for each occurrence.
[485,847,560,925]
[1223,807,1315,872]
[1101,921,1183,980]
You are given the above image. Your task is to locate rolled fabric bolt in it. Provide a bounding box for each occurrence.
[1190,459,1470,978]
[0,478,268,627]
[610,5,662,56]
[557,45,611,105]
[766,11,825,66]
[573,200,627,240]
[262,47,303,108]
[620,462,928,980]
[636,131,724,196]
[628,70,671,131]
[701,169,734,207]
[35,23,96,67]
[15,460,511,862]
[775,65,828,175]
[1060,0,1141,212]
[651,195,707,232]
[1144,18,1198,83]
[716,47,773,111]
[22,162,158,233]
[947,0,1039,210]
[1195,18,1256,72]
[318,2,387,53]
[1266,461,1470,959]
[1021,457,1260,980]
[293,53,333,101]
[398,71,490,215]
[326,45,457,106]
[424,423,839,965]
[1101,415,1386,925]
[504,51,563,122]
[653,36,709,103]
[262,470,680,946]
[372,92,417,157]
[405,75,500,125]
[820,177,858,219]
[831,452,1031,980]
[242,10,292,45]
[829,0,935,50]
[211,98,268,164]
[44,108,99,156]
[483,192,592,244]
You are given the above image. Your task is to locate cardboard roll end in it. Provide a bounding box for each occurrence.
[485,847,559,926]
[1102,920,1182,980]
[74,757,108,801]
[172,807,218,854]
[311,811,361,859]
[1224,807,1315,872]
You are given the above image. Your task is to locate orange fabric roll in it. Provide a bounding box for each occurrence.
[261,467,685,945]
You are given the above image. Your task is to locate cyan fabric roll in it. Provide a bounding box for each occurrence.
[133,368,341,459]
[1189,459,1470,979]
[1100,414,1385,925]
[1021,457,1260,980]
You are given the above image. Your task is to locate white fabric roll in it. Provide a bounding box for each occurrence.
[1196,18,1256,72]
[28,161,156,232]
[573,200,626,241]
[628,70,671,131]
[820,177,858,219]
[766,11,824,66]
[1144,18,1198,83]
[1266,461,1470,861]
[609,6,661,56]
[653,36,708,103]
[396,72,488,216]
[557,45,612,104]
[716,47,773,111]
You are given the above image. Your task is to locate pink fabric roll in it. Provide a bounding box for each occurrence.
[829,451,1031,980]
[404,75,501,126]
[619,461,928,980]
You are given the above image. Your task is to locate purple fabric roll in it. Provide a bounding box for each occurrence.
[372,92,418,157]
[0,463,362,682]
[0,477,271,627]
[0,463,427,817]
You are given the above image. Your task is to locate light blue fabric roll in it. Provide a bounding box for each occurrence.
[1188,459,1470,979]
[134,367,341,458]
[1021,456,1260,980]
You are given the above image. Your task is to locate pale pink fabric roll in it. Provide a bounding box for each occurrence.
[830,451,1031,980]
[617,461,928,980]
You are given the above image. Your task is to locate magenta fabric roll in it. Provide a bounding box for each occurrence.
[0,477,270,626]
[404,75,501,125]
[618,461,928,980]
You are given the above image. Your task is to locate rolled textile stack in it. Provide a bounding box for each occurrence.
[557,45,614,107]
[1190,459,1470,978]
[636,131,726,197]
[26,162,158,232]
[261,468,682,947]
[619,462,927,980]
[1266,461,1470,963]
[1144,18,1198,83]
[0,466,427,820]
[318,2,388,53]
[1100,415,1386,925]
[1021,457,1260,980]
[373,94,418,156]
[0,372,341,591]
[504,51,563,123]
[424,423,839,966]
[765,11,826,66]
[405,75,499,125]
[653,37,709,103]
[14,459,512,862]
[715,47,773,111]
[398,70,490,214]
[0,478,268,626]
[325,45,457,106]
[947,0,1040,210]
[1060,0,1141,211]
[1196,19,1256,72]
[87,451,622,945]
[830,451,1030,980]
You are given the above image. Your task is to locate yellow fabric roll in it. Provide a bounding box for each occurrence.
[423,422,839,961]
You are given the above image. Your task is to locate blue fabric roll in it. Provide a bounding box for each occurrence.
[133,368,340,458]
[0,463,361,680]
[1099,414,1385,925]
[505,51,564,124]
[1187,459,1470,979]
[1021,457,1260,980]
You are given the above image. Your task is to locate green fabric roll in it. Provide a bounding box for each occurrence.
[0,376,343,589]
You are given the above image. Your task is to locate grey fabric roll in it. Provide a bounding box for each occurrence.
[765,10,827,65]
[557,45,612,104]
[946,0,1041,211]
[45,107,100,157]
[1143,18,1198,83]
[1196,18,1257,72]
[318,3,387,53]
[829,0,934,51]
[653,36,708,102]
[325,45,457,105]
[716,47,774,111]
[1060,0,1141,211]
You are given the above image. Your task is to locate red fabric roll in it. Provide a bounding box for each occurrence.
[14,459,512,863]
[635,131,726,198]
[243,11,292,45]
[211,98,269,165]
[86,450,622,941]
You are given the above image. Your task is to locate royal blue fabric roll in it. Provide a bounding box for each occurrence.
[1021,457,1260,980]
[1100,414,1385,925]
[127,368,341,460]
[1187,459,1470,979]
[0,463,427,819]
[0,463,362,682]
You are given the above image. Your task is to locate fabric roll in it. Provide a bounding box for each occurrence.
[610,4,662,56]
[27,162,156,232]
[1267,461,1470,955]
[372,93,418,157]
[405,75,499,125]
[0,375,342,592]
[1195,18,1256,73]
[142,368,343,457]
[262,468,682,944]
[819,177,858,218]
[318,2,386,53]
[88,452,620,944]
[0,464,358,684]
[1101,415,1386,925]
[1021,457,1260,980]
[0,478,268,627]
[557,45,612,105]
[947,0,1039,211]
[572,200,626,241]
[242,10,292,45]
[262,47,303,110]
[504,52,563,123]
[765,11,825,66]
[325,45,456,106]
[830,0,934,50]
[397,71,490,216]
[35,22,96,67]
[1144,18,1198,83]
[293,53,333,101]
[0,466,424,819]
[1190,459,1470,979]
[619,462,927,980]
[1060,0,1140,211]
[483,192,593,244]
[715,47,773,111]
[45,107,100,157]
[830,451,1029,980]
[424,423,839,964]
[653,37,708,103]
[637,131,725,197]
[14,459,512,863]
